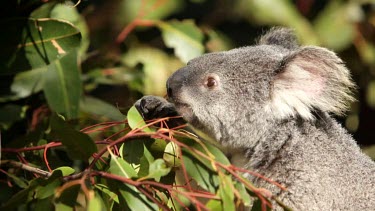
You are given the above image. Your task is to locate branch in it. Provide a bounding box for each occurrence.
[1,160,51,178]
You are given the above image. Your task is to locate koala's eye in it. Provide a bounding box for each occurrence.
[205,75,219,89]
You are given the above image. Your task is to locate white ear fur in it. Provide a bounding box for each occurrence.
[265,46,356,120]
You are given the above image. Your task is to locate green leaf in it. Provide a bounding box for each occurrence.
[182,149,219,192]
[50,114,97,160]
[147,159,171,182]
[1,171,28,188]
[163,142,180,167]
[95,184,119,204]
[206,29,234,52]
[218,174,235,211]
[117,183,158,211]
[80,96,125,121]
[0,67,46,102]
[138,145,155,177]
[127,106,152,132]
[49,3,90,56]
[108,156,138,178]
[33,196,55,210]
[234,0,319,45]
[35,179,61,199]
[122,46,183,95]
[206,199,223,210]
[53,166,75,176]
[44,51,81,119]
[55,202,74,211]
[314,1,357,50]
[0,18,81,75]
[88,193,104,211]
[117,0,183,25]
[121,140,145,165]
[234,181,252,207]
[157,20,204,63]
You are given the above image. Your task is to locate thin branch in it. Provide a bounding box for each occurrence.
[1,160,51,178]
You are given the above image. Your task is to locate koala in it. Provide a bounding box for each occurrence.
[135,28,375,210]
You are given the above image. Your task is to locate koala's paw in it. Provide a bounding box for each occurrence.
[134,96,178,121]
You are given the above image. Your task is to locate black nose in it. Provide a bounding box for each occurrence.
[167,79,173,98]
[167,67,188,99]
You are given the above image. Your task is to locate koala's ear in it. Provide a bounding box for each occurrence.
[266,46,356,120]
[258,27,299,50]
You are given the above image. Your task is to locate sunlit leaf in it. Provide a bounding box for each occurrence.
[127,106,152,132]
[206,199,223,210]
[157,20,204,63]
[87,193,104,211]
[49,2,90,56]
[50,114,97,160]
[147,159,171,182]
[235,181,252,206]
[182,149,219,192]
[163,142,180,167]
[314,1,358,50]
[122,46,183,95]
[53,166,75,176]
[54,202,73,211]
[108,156,138,178]
[43,51,81,119]
[218,174,235,211]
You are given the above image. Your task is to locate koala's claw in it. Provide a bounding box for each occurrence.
[134,96,185,128]
[135,96,178,120]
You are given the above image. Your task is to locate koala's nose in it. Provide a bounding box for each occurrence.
[167,67,188,99]
[166,81,173,98]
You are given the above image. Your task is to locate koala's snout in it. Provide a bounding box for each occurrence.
[167,67,188,100]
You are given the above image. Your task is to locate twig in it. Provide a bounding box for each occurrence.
[1,160,51,178]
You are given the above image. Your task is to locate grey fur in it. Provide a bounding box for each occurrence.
[136,28,375,210]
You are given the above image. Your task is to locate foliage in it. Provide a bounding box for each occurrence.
[1,0,375,210]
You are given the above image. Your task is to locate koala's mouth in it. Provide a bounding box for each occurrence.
[173,102,195,123]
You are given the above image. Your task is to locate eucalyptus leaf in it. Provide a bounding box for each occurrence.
[80,96,125,121]
[122,46,182,95]
[117,0,183,25]
[182,150,219,192]
[218,174,235,211]
[138,145,155,177]
[147,159,171,182]
[313,1,357,50]
[43,51,81,119]
[50,114,97,160]
[127,106,152,132]
[35,179,61,199]
[87,193,104,211]
[157,20,204,63]
[53,166,75,176]
[117,183,158,211]
[0,18,81,75]
[108,156,138,178]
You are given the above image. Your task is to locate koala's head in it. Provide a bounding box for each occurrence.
[166,28,355,146]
